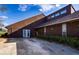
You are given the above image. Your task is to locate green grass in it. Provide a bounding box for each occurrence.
[0,31,6,37]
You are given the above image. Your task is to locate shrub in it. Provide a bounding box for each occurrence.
[0,31,7,37]
[36,35,79,50]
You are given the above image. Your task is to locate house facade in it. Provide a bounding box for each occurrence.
[6,4,79,38]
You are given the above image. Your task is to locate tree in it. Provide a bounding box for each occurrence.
[0,5,7,29]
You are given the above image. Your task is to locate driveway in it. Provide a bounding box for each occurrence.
[0,38,79,55]
[16,38,79,55]
[0,42,16,55]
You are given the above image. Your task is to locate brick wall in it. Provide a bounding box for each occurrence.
[67,20,79,37]
[46,24,62,36]
[35,20,79,37]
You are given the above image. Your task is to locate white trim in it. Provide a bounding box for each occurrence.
[44,27,46,33]
[44,27,46,35]
[62,23,67,36]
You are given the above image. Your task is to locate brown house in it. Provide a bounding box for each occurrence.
[6,4,79,38]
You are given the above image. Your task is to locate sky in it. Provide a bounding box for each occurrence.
[0,4,79,26]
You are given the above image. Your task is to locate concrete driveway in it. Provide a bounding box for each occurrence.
[0,42,16,55]
[17,38,79,55]
[0,38,79,55]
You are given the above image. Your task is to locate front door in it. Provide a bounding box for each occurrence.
[23,29,30,38]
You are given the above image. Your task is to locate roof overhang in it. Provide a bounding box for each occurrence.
[38,18,79,28]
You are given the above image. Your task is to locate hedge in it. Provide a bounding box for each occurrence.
[36,35,79,50]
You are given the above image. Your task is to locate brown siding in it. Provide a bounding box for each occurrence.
[6,14,45,38]
[8,29,22,38]
[67,20,79,37]
[34,27,44,36]
[6,14,45,35]
[7,19,79,37]
[46,24,62,36]
[7,17,47,38]
[35,20,79,37]
[35,24,62,36]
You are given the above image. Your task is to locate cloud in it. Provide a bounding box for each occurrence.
[39,4,54,12]
[56,4,60,7]
[0,16,8,20]
[18,4,28,11]
[4,23,9,26]
[18,4,60,12]
[39,4,60,12]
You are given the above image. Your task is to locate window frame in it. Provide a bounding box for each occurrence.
[60,9,67,15]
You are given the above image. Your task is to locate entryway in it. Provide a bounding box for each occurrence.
[23,29,31,38]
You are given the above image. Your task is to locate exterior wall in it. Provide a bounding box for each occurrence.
[46,24,62,36]
[34,27,44,36]
[8,29,22,38]
[7,17,47,38]
[67,20,79,37]
[8,20,79,38]
[6,14,45,35]
[34,20,79,37]
[7,19,79,38]
[34,24,62,36]
[20,17,48,37]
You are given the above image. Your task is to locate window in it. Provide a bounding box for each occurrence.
[55,13,60,17]
[61,9,67,14]
[48,16,51,19]
[51,15,54,18]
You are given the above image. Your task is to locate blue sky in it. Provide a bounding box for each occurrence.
[0,4,79,26]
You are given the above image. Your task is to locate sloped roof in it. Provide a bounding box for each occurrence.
[36,11,79,28]
[6,14,45,33]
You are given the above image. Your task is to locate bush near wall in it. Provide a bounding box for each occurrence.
[36,35,79,50]
[0,31,7,37]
